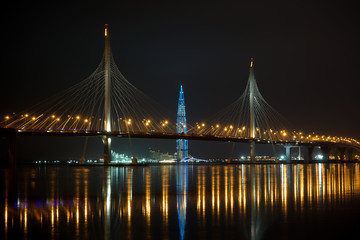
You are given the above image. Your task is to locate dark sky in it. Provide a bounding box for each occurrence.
[2,1,359,159]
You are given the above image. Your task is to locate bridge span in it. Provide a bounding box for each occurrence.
[1,25,359,166]
[1,127,359,167]
[0,127,354,146]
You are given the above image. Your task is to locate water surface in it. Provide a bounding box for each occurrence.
[1,164,360,239]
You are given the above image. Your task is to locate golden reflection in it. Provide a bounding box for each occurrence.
[256,166,260,210]
[24,206,27,235]
[224,166,228,217]
[127,168,133,224]
[67,209,70,223]
[4,200,8,235]
[144,168,151,225]
[103,167,111,240]
[197,168,201,213]
[76,205,79,225]
[238,168,243,212]
[2,164,360,240]
[161,166,169,234]
[230,167,234,216]
[201,167,206,219]
[51,205,55,227]
[216,167,220,216]
[161,167,169,219]
[281,165,288,214]
[84,176,88,239]
[211,167,215,215]
[4,177,8,238]
[196,167,206,220]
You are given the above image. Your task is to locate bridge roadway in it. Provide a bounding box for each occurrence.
[1,128,358,150]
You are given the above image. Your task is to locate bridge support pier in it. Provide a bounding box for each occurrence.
[303,146,314,163]
[320,145,331,161]
[285,146,292,163]
[297,146,301,160]
[132,156,138,164]
[0,136,16,168]
[103,136,111,165]
[250,141,255,163]
[346,148,354,161]
[338,147,345,161]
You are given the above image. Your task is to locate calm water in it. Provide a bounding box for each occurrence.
[1,164,360,240]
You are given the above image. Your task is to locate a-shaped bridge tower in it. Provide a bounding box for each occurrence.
[103,24,112,164]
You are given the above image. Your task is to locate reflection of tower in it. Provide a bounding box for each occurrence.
[176,85,188,160]
[177,165,188,240]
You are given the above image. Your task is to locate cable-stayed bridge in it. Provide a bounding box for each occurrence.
[1,25,359,166]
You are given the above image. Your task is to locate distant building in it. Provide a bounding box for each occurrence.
[149,149,176,161]
[111,151,132,163]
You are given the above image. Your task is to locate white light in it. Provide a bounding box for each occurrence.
[159,159,177,163]
[317,154,324,160]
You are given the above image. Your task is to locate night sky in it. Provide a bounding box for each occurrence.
[2,1,360,160]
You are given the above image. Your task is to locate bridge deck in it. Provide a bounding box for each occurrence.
[1,128,358,150]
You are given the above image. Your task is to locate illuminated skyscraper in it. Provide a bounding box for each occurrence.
[176,85,188,160]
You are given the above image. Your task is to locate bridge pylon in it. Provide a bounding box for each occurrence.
[104,24,112,165]
[248,58,256,162]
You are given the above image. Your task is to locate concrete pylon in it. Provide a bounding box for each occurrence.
[249,58,256,163]
[0,136,16,168]
[346,148,354,161]
[320,145,332,161]
[303,146,314,163]
[285,145,292,163]
[103,136,111,165]
[103,24,112,165]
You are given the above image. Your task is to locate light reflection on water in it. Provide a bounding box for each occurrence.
[1,163,360,240]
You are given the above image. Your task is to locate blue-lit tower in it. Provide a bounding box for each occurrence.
[176,85,188,160]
